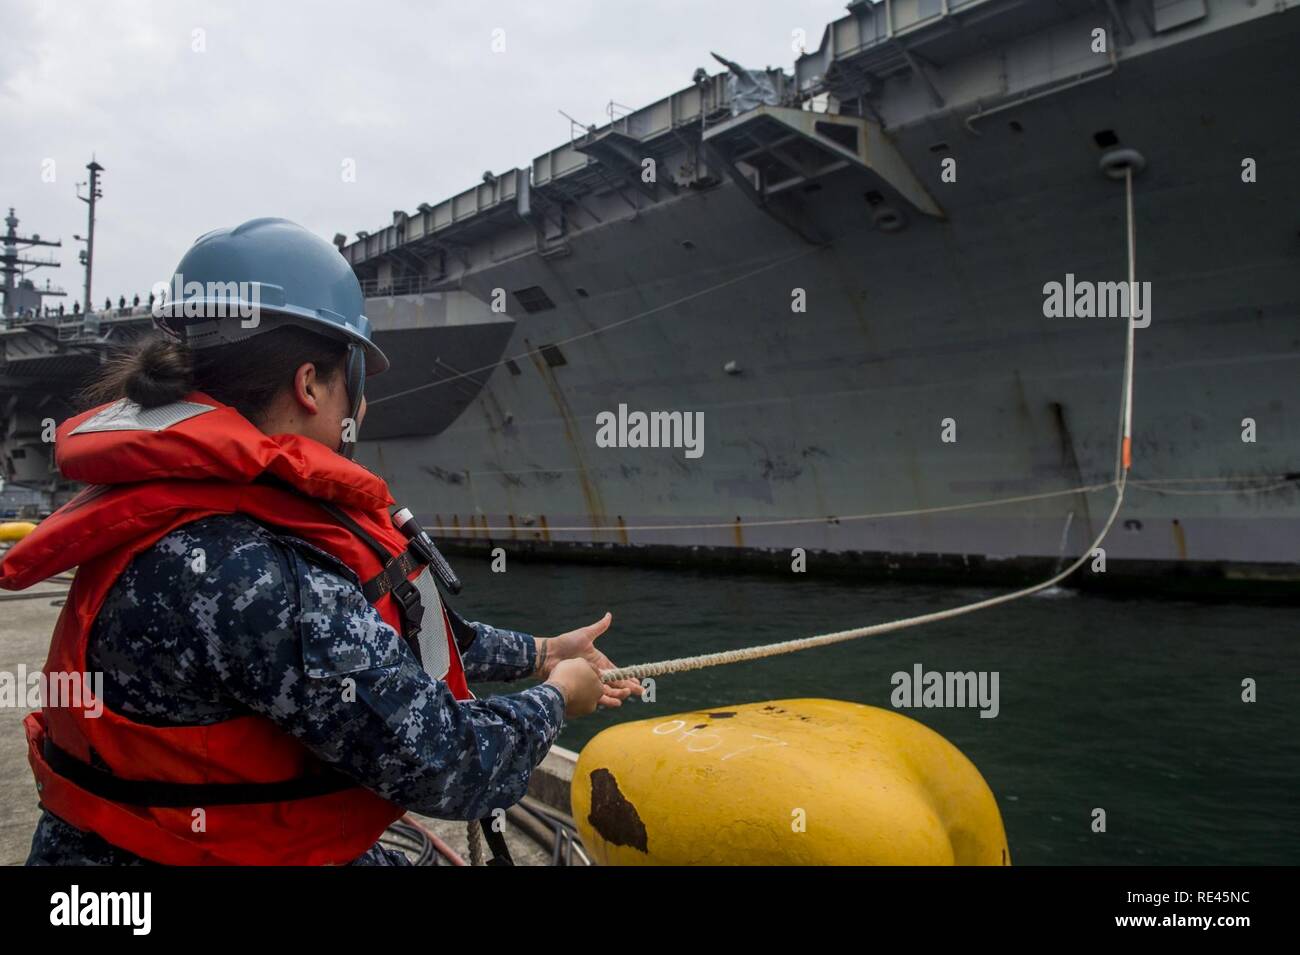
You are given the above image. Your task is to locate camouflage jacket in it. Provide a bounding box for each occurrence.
[26,514,564,866]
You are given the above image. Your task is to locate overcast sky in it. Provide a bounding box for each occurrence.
[2,0,841,308]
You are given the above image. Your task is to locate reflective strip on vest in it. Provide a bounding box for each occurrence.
[69,398,217,434]
[412,568,451,680]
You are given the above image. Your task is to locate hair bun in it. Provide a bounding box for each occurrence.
[122,337,195,408]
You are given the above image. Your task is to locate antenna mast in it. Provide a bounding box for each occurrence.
[1,208,63,319]
[77,158,104,312]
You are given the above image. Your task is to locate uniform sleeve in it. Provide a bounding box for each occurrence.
[185,537,566,820]
[456,613,540,683]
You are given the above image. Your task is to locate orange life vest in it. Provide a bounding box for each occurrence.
[0,393,470,865]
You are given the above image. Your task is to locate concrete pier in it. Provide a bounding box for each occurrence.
[0,587,67,865]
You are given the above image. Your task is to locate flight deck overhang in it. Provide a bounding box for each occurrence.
[702,105,943,219]
[794,0,1106,101]
[341,71,773,278]
[341,168,529,272]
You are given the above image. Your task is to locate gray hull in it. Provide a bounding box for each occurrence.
[355,5,1300,595]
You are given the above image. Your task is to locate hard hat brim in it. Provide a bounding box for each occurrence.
[155,300,390,375]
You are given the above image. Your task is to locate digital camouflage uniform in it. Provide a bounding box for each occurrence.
[27,514,564,866]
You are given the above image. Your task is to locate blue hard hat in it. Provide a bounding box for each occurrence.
[154,217,388,374]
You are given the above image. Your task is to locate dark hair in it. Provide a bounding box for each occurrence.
[83,327,349,425]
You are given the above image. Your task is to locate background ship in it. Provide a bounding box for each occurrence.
[3,0,1299,596]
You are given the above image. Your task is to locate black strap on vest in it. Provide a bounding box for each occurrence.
[480,818,515,866]
[43,738,355,807]
[358,548,421,602]
[252,475,460,650]
[314,500,428,644]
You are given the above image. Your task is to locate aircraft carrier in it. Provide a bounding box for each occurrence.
[3,0,1299,596]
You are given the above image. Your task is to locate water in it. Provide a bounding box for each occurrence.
[464,557,1300,865]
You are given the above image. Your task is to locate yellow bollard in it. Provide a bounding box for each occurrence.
[0,522,38,543]
[572,698,1010,865]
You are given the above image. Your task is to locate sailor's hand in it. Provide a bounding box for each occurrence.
[537,612,641,708]
[546,659,605,718]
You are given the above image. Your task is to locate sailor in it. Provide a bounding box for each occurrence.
[1,217,639,865]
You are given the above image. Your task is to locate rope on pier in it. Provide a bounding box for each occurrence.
[465,815,486,867]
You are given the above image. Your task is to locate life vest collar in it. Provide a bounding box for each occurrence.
[1,393,390,589]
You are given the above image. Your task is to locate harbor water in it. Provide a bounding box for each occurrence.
[468,557,1300,865]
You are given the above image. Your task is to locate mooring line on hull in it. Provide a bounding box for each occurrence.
[1129,477,1297,496]
[440,472,1294,536]
[369,245,823,407]
[599,167,1143,684]
[467,482,1116,534]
